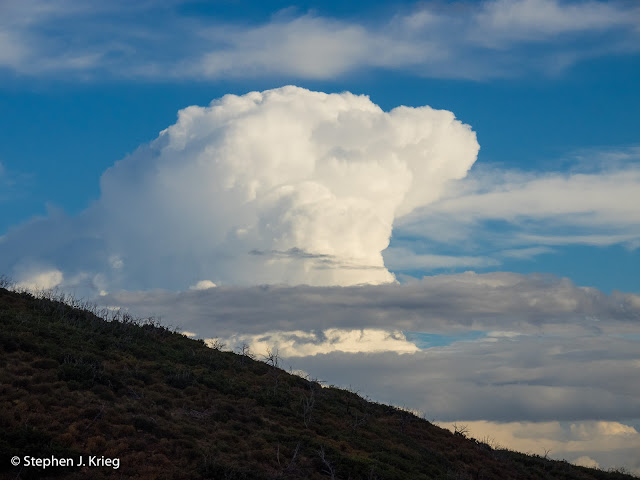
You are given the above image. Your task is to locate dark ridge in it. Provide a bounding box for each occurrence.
[0,286,636,479]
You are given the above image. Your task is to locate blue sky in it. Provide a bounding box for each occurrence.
[1,0,640,472]
[1,0,639,293]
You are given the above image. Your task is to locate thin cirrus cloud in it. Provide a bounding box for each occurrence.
[471,0,638,41]
[383,247,500,271]
[0,0,106,74]
[0,0,638,81]
[0,86,479,292]
[0,160,31,204]
[393,146,640,265]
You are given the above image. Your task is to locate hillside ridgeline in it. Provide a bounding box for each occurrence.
[0,286,635,479]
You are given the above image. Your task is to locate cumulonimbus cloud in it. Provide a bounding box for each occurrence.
[1,86,479,291]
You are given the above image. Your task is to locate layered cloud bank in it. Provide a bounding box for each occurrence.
[106,272,640,337]
[213,329,420,357]
[437,420,640,474]
[1,86,478,291]
[104,271,640,473]
[105,272,640,425]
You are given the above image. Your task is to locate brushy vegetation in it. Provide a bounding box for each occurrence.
[0,281,636,479]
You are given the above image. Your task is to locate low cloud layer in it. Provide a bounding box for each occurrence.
[103,273,640,426]
[105,272,640,337]
[1,0,638,81]
[438,420,640,474]
[287,335,640,423]
[103,271,640,472]
[0,86,478,291]
[210,329,419,357]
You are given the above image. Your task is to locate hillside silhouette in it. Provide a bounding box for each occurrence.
[0,285,635,480]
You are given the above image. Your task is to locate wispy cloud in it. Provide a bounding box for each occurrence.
[383,247,500,271]
[0,160,32,204]
[1,0,638,81]
[394,146,640,265]
[472,0,637,41]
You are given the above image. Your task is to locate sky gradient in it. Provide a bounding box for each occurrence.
[1,0,639,473]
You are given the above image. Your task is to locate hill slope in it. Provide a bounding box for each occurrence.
[0,287,635,480]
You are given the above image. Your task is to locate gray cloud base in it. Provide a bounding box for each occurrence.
[104,272,640,337]
[100,272,640,473]
[101,272,640,428]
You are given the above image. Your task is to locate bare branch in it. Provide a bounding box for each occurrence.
[453,423,469,438]
[318,446,336,480]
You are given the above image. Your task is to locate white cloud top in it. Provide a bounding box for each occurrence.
[14,268,63,291]
[2,86,478,290]
[189,280,217,291]
[210,328,419,357]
